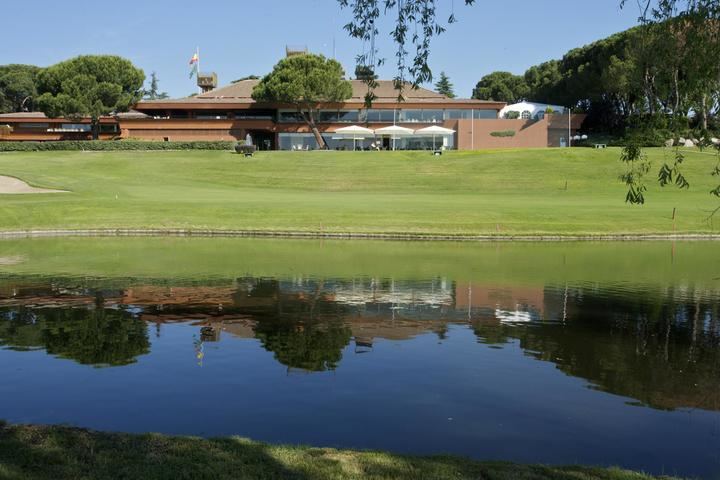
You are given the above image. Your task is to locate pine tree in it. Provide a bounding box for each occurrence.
[144,72,169,100]
[434,71,455,98]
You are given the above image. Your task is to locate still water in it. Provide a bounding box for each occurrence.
[0,238,718,478]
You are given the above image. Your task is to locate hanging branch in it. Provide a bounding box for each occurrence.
[338,0,475,101]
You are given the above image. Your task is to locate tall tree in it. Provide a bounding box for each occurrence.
[0,64,40,113]
[472,72,529,104]
[434,71,455,98]
[252,54,352,149]
[143,71,169,100]
[524,60,562,105]
[36,55,145,140]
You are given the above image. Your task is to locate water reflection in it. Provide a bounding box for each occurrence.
[0,276,717,412]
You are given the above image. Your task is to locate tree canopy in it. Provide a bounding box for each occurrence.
[36,55,145,139]
[434,71,455,98]
[472,71,528,104]
[0,64,40,113]
[252,54,352,149]
[143,72,169,100]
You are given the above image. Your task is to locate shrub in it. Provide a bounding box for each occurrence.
[0,140,236,152]
[234,144,257,155]
[490,130,516,137]
[504,111,520,120]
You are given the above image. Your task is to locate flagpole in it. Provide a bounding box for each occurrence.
[196,46,201,94]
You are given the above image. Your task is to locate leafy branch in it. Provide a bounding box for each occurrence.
[657,149,690,189]
[620,144,652,204]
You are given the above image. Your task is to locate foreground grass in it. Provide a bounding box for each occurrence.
[0,423,683,480]
[0,148,718,235]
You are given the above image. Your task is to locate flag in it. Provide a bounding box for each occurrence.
[189,52,199,79]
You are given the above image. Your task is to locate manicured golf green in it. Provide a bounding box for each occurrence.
[0,148,718,235]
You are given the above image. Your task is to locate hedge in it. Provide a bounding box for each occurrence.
[490,130,516,137]
[0,140,237,152]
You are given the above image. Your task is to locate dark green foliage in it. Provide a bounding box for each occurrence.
[503,111,520,120]
[657,150,690,189]
[143,72,169,100]
[0,306,149,367]
[0,140,235,152]
[490,130,516,137]
[232,75,260,83]
[434,71,455,98]
[36,55,145,139]
[0,64,41,113]
[523,60,562,105]
[253,54,352,149]
[472,71,528,103]
[620,144,652,204]
[254,320,352,371]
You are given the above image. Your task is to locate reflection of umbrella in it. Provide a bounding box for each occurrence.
[374,125,414,151]
[414,125,456,150]
[334,125,374,151]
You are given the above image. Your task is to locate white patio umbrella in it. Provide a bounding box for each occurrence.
[374,125,414,151]
[334,125,374,150]
[414,125,456,150]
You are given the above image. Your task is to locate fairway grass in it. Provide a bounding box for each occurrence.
[0,148,718,236]
[0,423,684,480]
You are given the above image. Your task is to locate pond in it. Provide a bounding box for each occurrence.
[0,238,718,478]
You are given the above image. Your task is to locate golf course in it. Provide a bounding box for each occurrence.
[0,147,718,236]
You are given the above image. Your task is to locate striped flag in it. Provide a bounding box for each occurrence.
[189,52,199,79]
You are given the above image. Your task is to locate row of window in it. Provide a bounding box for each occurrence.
[13,123,118,133]
[278,109,496,123]
[278,133,455,151]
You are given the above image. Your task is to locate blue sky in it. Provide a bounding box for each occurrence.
[1,0,641,98]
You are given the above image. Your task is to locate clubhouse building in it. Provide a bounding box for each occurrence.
[0,71,585,150]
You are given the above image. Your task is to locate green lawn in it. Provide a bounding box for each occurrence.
[0,423,684,480]
[0,148,718,235]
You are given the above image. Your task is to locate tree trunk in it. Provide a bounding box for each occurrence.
[302,108,326,149]
[91,118,100,141]
[699,93,709,131]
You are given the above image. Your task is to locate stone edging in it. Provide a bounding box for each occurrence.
[0,229,718,242]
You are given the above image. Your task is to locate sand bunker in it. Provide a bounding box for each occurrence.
[0,255,25,266]
[0,175,68,194]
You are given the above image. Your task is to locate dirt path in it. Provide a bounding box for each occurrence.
[0,175,68,194]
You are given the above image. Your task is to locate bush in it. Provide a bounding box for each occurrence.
[504,111,520,120]
[0,140,236,152]
[234,144,256,155]
[490,130,516,137]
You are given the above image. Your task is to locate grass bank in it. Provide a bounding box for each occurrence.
[0,148,718,236]
[0,423,684,480]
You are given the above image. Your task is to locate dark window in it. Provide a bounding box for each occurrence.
[473,109,497,119]
[364,109,395,122]
[17,122,49,130]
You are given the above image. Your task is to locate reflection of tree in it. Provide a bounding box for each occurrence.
[472,286,720,411]
[254,320,351,372]
[0,305,150,367]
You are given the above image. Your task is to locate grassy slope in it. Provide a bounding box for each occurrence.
[0,423,683,480]
[0,148,717,235]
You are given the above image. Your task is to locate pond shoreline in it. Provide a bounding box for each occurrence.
[0,422,685,480]
[0,228,719,241]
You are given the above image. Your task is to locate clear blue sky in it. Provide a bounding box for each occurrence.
[1,0,642,99]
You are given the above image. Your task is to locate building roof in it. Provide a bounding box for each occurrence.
[137,79,502,108]
[0,112,117,121]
